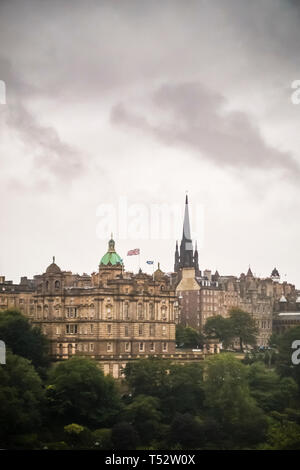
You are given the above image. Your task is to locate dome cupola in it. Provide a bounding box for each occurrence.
[46,256,61,274]
[100,236,123,267]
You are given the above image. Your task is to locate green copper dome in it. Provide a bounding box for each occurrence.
[100,237,123,266]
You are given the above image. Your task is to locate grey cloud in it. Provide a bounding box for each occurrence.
[0,57,84,183]
[6,102,83,180]
[111,82,300,177]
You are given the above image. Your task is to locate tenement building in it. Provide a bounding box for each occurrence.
[0,237,179,378]
[272,287,300,334]
[173,196,298,347]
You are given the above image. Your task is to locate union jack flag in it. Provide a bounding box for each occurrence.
[127,248,140,256]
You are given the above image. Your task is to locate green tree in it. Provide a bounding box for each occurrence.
[63,423,93,449]
[46,357,121,427]
[0,351,45,448]
[92,428,112,450]
[123,395,162,444]
[273,326,300,387]
[124,358,205,418]
[203,315,233,348]
[0,308,50,376]
[247,362,298,412]
[111,422,139,450]
[168,413,203,449]
[229,308,258,352]
[176,325,204,349]
[124,357,171,397]
[262,413,300,450]
[163,362,205,418]
[204,354,267,447]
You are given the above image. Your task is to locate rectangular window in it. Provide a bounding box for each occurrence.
[162,325,166,335]
[67,307,76,318]
[150,342,155,352]
[162,342,168,352]
[150,324,155,336]
[124,325,129,337]
[107,324,112,334]
[107,342,113,352]
[138,324,143,336]
[66,324,78,334]
[139,342,144,352]
[90,343,94,352]
[125,342,130,352]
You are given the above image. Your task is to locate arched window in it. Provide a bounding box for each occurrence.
[55,280,60,289]
[45,281,49,291]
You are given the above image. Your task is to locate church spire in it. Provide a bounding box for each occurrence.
[174,240,179,272]
[174,194,199,271]
[182,194,192,243]
[194,240,199,273]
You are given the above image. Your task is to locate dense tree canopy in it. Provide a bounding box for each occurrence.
[176,325,204,349]
[203,315,233,348]
[204,354,267,447]
[1,319,300,450]
[0,308,50,376]
[123,395,162,444]
[46,357,122,427]
[229,308,258,351]
[0,351,45,448]
[123,358,205,419]
[247,362,298,412]
[203,309,258,351]
[272,326,300,387]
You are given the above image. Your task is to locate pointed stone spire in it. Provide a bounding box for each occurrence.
[247,266,253,277]
[174,240,180,272]
[182,194,192,243]
[180,194,193,267]
[194,240,199,273]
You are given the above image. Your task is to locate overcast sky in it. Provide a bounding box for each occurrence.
[1,0,300,286]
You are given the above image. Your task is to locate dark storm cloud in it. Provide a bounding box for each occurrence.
[111,82,300,176]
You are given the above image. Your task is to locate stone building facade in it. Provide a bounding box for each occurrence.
[173,197,297,347]
[272,288,300,334]
[0,238,179,378]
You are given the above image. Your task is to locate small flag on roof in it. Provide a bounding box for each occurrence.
[127,248,140,256]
